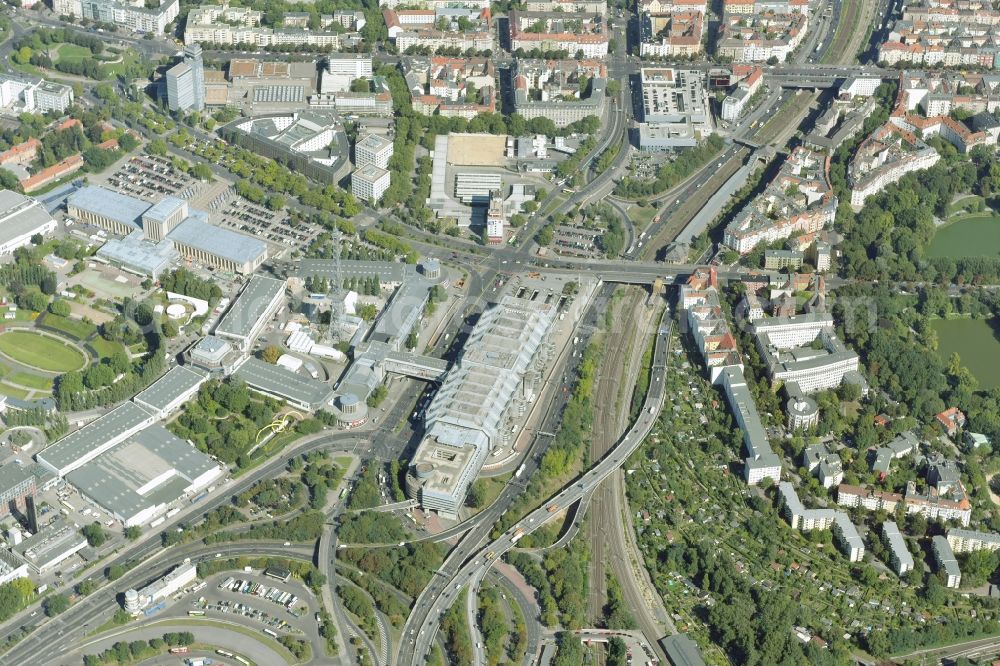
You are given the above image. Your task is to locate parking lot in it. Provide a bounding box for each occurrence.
[215,196,319,251]
[552,223,604,259]
[189,571,319,639]
[102,155,203,203]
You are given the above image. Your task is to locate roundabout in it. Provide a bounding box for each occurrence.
[0,329,89,374]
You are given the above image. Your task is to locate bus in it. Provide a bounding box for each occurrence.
[168,647,189,655]
[234,656,250,665]
[217,649,234,657]
[187,610,205,617]
[263,628,278,638]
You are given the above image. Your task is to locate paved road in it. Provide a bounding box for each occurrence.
[6,542,313,666]
[0,428,376,664]
[402,309,673,665]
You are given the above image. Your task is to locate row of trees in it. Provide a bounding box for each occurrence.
[82,632,194,666]
[205,510,326,544]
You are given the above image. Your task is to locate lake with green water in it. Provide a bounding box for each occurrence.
[932,317,1000,390]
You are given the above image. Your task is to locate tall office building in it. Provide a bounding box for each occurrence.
[186,45,205,111]
[166,44,205,112]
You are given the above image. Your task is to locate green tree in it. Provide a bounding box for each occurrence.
[42,594,69,617]
[81,522,106,547]
[261,345,282,364]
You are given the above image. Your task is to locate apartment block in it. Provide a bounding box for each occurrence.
[0,74,74,114]
[833,514,865,562]
[895,71,1000,117]
[932,535,962,588]
[508,10,609,58]
[512,59,606,127]
[385,7,494,52]
[526,0,607,13]
[849,121,940,209]
[716,11,808,63]
[56,0,178,33]
[185,4,348,48]
[803,443,842,488]
[883,521,915,576]
[640,11,704,57]
[681,268,780,485]
[402,56,497,119]
[779,482,864,561]
[947,528,1000,554]
[721,66,764,122]
[724,147,836,254]
[879,0,1000,68]
[838,481,971,527]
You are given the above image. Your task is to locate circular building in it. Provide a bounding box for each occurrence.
[330,393,368,429]
[786,396,819,431]
[421,258,441,280]
[166,303,187,320]
[124,588,141,615]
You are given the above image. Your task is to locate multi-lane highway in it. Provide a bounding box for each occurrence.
[6,542,315,666]
[0,426,379,665]
[403,309,673,665]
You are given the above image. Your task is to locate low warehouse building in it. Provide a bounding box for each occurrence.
[133,365,208,419]
[66,424,223,528]
[0,190,57,256]
[13,518,88,573]
[36,402,156,478]
[214,275,286,353]
[234,357,333,412]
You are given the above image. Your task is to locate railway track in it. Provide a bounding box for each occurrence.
[587,288,668,664]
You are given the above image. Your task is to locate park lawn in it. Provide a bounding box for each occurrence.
[0,383,31,400]
[0,331,87,373]
[932,317,1000,390]
[43,314,96,340]
[90,337,124,359]
[928,215,1000,259]
[948,194,985,217]
[55,43,92,64]
[627,204,658,229]
[6,372,53,391]
[471,474,510,512]
[101,49,140,78]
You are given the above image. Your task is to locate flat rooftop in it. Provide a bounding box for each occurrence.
[369,279,430,343]
[167,214,267,267]
[133,365,207,414]
[292,259,409,284]
[0,463,35,494]
[66,424,218,522]
[96,232,178,275]
[67,185,151,231]
[0,190,55,243]
[14,518,86,568]
[235,357,333,409]
[37,402,153,475]
[215,275,285,341]
[409,435,480,498]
